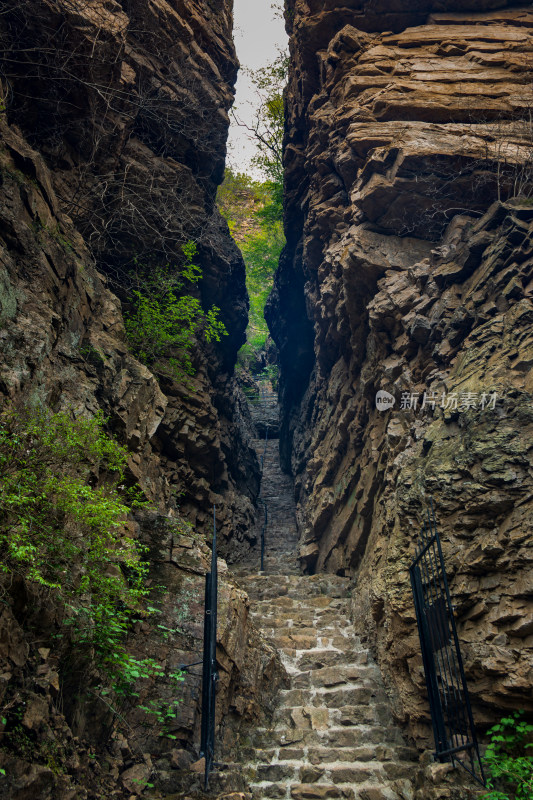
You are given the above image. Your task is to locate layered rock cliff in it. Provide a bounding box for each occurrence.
[269,0,533,747]
[0,0,259,549]
[0,1,278,797]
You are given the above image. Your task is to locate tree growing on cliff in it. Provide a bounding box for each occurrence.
[232,49,287,188]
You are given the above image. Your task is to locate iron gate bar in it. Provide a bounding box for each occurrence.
[200,505,218,790]
[411,564,448,755]
[418,525,462,744]
[417,516,480,776]
[409,500,485,787]
[425,523,471,739]
[424,509,475,744]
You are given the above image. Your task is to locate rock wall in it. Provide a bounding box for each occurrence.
[0,0,259,549]
[269,0,533,747]
[0,1,277,796]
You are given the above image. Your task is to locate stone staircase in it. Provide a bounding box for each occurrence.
[228,401,419,800]
[235,572,418,800]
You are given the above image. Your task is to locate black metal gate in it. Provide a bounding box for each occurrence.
[200,506,218,790]
[409,501,485,786]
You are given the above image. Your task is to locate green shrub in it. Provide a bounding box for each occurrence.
[0,405,157,687]
[482,711,533,800]
[124,241,227,381]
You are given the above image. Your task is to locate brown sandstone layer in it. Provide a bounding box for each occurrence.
[268,1,533,747]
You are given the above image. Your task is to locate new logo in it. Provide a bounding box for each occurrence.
[376,390,395,411]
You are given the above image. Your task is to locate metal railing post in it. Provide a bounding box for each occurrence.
[260,422,268,572]
[200,505,218,790]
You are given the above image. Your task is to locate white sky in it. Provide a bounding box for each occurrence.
[227,0,288,178]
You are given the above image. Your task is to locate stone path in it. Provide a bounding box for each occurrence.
[235,573,418,800]
[241,436,300,576]
[230,404,418,800]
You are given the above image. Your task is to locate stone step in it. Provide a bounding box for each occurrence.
[254,614,351,624]
[278,676,380,701]
[249,763,298,783]
[261,600,349,612]
[290,676,388,699]
[242,744,418,766]
[245,758,417,779]
[271,639,358,657]
[255,595,349,607]
[306,745,418,765]
[252,589,349,605]
[263,626,323,637]
[252,724,407,749]
[256,617,318,629]
[251,608,350,623]
[312,610,351,623]
[272,702,393,727]
[238,576,351,600]
[260,630,356,646]
[254,596,349,609]
[249,781,407,800]
[334,704,397,727]
[319,726,406,748]
[274,673,388,709]
[304,665,382,688]
[263,633,322,651]
[257,622,353,636]
[260,620,352,638]
[246,760,411,785]
[295,650,368,670]
[252,609,351,621]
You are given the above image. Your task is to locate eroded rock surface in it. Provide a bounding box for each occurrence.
[269,2,533,748]
[0,0,274,796]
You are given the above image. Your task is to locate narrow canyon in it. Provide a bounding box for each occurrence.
[0,2,531,800]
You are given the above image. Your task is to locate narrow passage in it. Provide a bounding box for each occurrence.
[232,395,418,800]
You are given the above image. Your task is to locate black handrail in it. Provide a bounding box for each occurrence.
[409,499,485,787]
[199,505,218,790]
[259,422,268,572]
